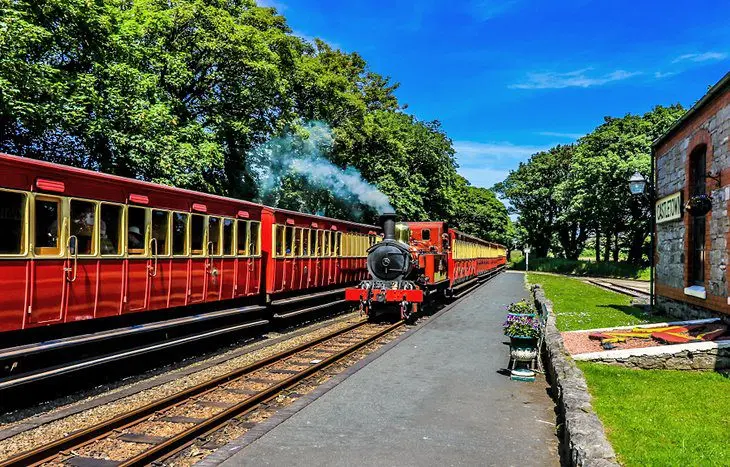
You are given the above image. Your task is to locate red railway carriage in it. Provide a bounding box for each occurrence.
[448,229,507,289]
[0,153,376,334]
[263,208,378,300]
[0,153,266,333]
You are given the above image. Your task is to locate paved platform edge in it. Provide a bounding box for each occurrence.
[195,273,505,467]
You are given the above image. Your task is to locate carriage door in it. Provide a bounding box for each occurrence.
[125,206,149,312]
[29,195,66,324]
[189,214,207,303]
[148,210,171,310]
[206,216,223,302]
[65,199,100,322]
[247,222,262,295]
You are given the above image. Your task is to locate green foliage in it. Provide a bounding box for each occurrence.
[513,257,650,281]
[526,273,664,331]
[579,363,730,466]
[497,106,685,263]
[0,0,512,241]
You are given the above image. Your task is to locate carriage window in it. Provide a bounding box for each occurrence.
[127,207,146,255]
[151,210,170,256]
[334,232,341,256]
[69,200,96,255]
[302,229,311,256]
[250,221,260,255]
[0,191,26,254]
[237,220,248,255]
[422,229,431,241]
[35,197,61,255]
[275,225,285,257]
[172,212,188,255]
[321,231,329,256]
[191,214,205,256]
[208,217,221,255]
[293,228,302,256]
[285,226,295,257]
[223,219,234,255]
[100,204,122,255]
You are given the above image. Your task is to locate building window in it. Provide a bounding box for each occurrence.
[688,144,707,286]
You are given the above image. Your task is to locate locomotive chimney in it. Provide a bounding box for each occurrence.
[379,212,397,240]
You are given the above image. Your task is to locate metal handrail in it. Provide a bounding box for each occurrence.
[65,235,78,282]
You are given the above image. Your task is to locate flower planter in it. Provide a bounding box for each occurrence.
[685,195,712,216]
[510,336,538,348]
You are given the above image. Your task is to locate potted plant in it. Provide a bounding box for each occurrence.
[503,301,540,349]
[685,194,712,216]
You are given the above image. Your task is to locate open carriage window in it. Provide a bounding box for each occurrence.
[223,219,234,256]
[70,200,97,255]
[302,229,311,256]
[250,222,260,255]
[100,204,123,255]
[421,229,431,241]
[172,212,188,256]
[151,210,170,256]
[191,215,205,256]
[284,226,295,257]
[208,217,222,255]
[35,197,61,256]
[237,220,248,256]
[275,225,285,257]
[0,191,26,255]
[127,207,147,255]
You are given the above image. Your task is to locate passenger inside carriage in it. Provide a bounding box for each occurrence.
[69,200,102,255]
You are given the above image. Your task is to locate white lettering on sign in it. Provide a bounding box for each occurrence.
[656,191,682,224]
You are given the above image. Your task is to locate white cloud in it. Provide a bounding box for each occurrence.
[510,68,641,89]
[454,140,553,188]
[257,0,286,10]
[537,131,583,139]
[292,30,342,50]
[454,141,549,162]
[654,71,679,79]
[458,167,512,189]
[672,52,727,63]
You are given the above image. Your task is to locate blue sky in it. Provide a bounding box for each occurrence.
[260,0,730,189]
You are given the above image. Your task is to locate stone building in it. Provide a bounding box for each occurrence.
[654,71,730,322]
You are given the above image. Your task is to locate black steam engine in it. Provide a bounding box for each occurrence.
[345,213,424,320]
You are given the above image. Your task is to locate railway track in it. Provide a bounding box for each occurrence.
[0,319,404,467]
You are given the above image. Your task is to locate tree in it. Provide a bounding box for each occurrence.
[495,145,574,257]
[450,176,513,245]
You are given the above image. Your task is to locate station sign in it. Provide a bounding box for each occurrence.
[656,191,682,224]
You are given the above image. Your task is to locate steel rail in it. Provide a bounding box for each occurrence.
[118,320,404,466]
[0,319,373,467]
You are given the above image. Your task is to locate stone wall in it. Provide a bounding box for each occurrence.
[533,285,619,467]
[657,295,730,323]
[573,340,730,370]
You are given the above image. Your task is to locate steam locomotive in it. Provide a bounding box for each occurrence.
[344,213,507,320]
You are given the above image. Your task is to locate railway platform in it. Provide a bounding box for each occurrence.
[204,271,559,466]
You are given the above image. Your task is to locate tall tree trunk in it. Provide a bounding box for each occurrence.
[612,231,620,262]
[603,229,611,262]
[595,228,601,262]
[628,230,645,264]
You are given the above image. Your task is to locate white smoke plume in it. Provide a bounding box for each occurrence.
[250,121,394,215]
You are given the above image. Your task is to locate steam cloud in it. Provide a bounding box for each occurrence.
[250,121,393,215]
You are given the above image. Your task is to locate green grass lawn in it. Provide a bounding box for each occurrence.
[579,362,730,466]
[527,272,665,331]
[512,257,650,281]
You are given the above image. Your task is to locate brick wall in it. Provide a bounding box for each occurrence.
[654,85,730,320]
